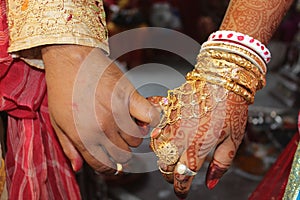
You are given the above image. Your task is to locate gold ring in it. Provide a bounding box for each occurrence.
[114,163,123,175]
[158,166,173,175]
[177,162,197,176]
[156,142,179,165]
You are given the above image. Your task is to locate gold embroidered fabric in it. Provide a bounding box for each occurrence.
[0,159,5,199]
[7,0,109,69]
[283,139,300,200]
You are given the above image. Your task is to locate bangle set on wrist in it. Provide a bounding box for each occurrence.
[150,30,270,169]
[208,30,271,63]
[188,30,269,104]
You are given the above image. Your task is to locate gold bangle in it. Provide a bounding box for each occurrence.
[197,50,261,78]
[196,57,259,94]
[186,70,254,104]
[197,49,266,90]
[201,41,267,74]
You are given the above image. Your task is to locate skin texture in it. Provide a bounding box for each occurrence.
[220,0,294,44]
[152,81,248,198]
[42,45,160,174]
[152,0,294,198]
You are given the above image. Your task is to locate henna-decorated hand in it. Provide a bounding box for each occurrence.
[150,80,248,199]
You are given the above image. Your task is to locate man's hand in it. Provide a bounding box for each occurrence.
[42,45,160,174]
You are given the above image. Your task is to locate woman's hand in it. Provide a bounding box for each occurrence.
[151,79,248,199]
[42,45,160,174]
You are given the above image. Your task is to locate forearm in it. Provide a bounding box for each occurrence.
[220,0,294,44]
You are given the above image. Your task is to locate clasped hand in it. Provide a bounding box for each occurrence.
[42,44,249,199]
[150,76,248,198]
[42,45,160,174]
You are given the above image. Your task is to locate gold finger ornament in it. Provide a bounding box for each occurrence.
[150,91,180,166]
[150,79,229,166]
[158,165,173,175]
[156,141,179,166]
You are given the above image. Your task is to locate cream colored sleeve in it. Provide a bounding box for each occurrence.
[7,0,109,69]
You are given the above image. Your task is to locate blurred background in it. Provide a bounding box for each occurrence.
[1,0,300,199]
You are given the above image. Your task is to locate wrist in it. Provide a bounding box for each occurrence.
[189,30,269,104]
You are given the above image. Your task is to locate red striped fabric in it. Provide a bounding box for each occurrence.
[0,0,81,199]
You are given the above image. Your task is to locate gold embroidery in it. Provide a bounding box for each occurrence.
[21,0,29,11]
[283,141,300,200]
[7,0,109,68]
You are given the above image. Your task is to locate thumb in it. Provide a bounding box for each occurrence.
[129,92,161,127]
[205,137,236,190]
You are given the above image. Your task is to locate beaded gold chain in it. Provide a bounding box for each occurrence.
[157,79,229,129]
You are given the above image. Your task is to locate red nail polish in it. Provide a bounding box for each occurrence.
[207,179,219,190]
[71,158,83,172]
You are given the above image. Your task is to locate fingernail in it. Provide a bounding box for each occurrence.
[135,119,148,127]
[71,158,83,172]
[207,179,219,190]
[149,106,161,127]
[206,161,228,189]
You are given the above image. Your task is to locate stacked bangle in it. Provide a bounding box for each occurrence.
[201,40,267,75]
[207,30,271,63]
[186,69,254,104]
[197,49,266,90]
[185,30,270,104]
[196,57,259,95]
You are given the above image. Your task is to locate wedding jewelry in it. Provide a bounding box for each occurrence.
[155,141,179,165]
[177,162,197,176]
[114,163,123,175]
[151,30,269,169]
[187,70,254,103]
[196,56,259,94]
[151,79,229,165]
[207,30,271,63]
[197,49,266,89]
[157,79,228,128]
[158,165,173,175]
[200,41,267,75]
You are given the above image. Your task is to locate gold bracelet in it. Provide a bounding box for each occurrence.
[197,49,262,78]
[201,41,267,74]
[196,56,259,94]
[197,49,266,90]
[186,69,254,104]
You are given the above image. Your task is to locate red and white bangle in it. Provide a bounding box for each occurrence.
[207,30,271,64]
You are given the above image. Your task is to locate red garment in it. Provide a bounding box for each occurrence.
[249,128,300,199]
[0,1,81,199]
